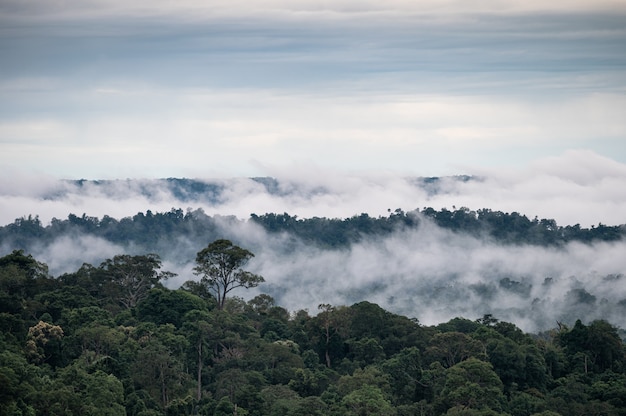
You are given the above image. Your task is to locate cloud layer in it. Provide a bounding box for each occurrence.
[242,219,626,333]
[1,151,625,333]
[1,1,625,178]
[2,150,625,228]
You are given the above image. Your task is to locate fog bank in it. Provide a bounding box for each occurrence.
[1,150,626,228]
[1,150,625,332]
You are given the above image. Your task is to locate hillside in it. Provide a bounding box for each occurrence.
[1,248,625,415]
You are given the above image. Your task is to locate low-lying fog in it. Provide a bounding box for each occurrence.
[1,150,625,333]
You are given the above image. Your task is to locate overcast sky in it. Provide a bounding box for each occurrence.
[1,0,625,179]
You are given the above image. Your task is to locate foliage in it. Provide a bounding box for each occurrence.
[1,207,623,258]
[0,249,625,415]
[193,239,265,310]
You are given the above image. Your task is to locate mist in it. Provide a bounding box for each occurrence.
[2,150,626,228]
[231,218,626,333]
[6,204,625,335]
[1,150,625,333]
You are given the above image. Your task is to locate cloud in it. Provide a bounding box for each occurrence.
[1,0,624,332]
[2,88,625,179]
[2,0,625,22]
[34,234,125,275]
[1,150,626,228]
[1,0,624,180]
[22,215,626,333]
[2,152,625,332]
[213,213,626,333]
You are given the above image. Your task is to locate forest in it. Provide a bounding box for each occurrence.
[1,241,626,416]
[2,206,624,252]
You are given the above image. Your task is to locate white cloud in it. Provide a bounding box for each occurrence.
[2,152,625,332]
[3,0,625,21]
[35,234,125,275]
[1,150,625,228]
[231,216,626,333]
[1,0,624,180]
[2,87,624,180]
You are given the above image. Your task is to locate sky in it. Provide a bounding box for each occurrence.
[1,0,626,179]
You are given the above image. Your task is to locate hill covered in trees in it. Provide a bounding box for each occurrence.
[1,248,625,416]
[2,206,624,253]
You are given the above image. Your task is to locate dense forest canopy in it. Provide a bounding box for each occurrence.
[2,206,624,251]
[1,247,625,415]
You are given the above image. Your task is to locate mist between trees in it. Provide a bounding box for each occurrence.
[1,206,625,334]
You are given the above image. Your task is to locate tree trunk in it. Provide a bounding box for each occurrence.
[197,340,202,402]
[325,325,331,368]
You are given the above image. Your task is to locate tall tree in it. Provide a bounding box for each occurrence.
[99,254,174,309]
[193,239,264,310]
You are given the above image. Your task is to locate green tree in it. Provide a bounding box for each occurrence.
[381,347,423,404]
[0,349,39,416]
[437,358,507,414]
[289,396,328,416]
[337,367,392,399]
[425,332,487,368]
[251,341,304,385]
[214,368,264,414]
[508,391,547,416]
[259,384,302,415]
[193,240,264,310]
[136,288,208,328]
[0,249,48,280]
[132,335,189,409]
[0,250,50,319]
[348,337,385,367]
[559,319,625,373]
[341,385,396,416]
[51,363,126,416]
[316,304,351,368]
[99,254,174,309]
[287,366,334,398]
[181,310,213,403]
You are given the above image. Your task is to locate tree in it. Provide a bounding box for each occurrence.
[25,320,64,364]
[437,358,506,414]
[341,385,396,416]
[193,239,264,310]
[77,368,126,416]
[99,254,174,309]
[316,303,352,368]
[559,319,625,373]
[0,249,48,280]
[0,250,50,314]
[132,336,188,409]
[425,332,486,368]
[381,347,423,404]
[181,310,213,402]
[136,288,208,328]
